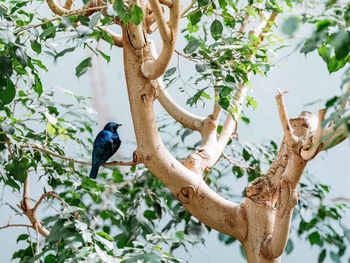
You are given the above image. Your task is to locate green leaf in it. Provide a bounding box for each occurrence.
[33,75,43,97]
[282,16,300,36]
[285,239,294,254]
[130,5,143,25]
[308,231,322,246]
[327,56,347,73]
[184,37,200,54]
[164,67,177,78]
[40,26,56,39]
[97,49,111,63]
[189,10,202,25]
[0,77,16,105]
[318,249,327,263]
[330,251,341,263]
[75,57,92,77]
[210,19,223,41]
[318,45,331,63]
[31,40,41,54]
[197,0,209,7]
[113,0,131,24]
[232,166,244,178]
[330,30,350,60]
[16,234,29,243]
[96,231,114,241]
[144,210,158,220]
[242,148,250,161]
[54,47,76,61]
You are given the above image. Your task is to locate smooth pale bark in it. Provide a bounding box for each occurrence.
[122,28,246,241]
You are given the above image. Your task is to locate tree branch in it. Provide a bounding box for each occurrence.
[32,191,68,213]
[26,144,139,167]
[261,180,298,259]
[141,0,180,79]
[0,223,34,230]
[46,0,105,16]
[275,91,298,148]
[19,177,50,237]
[156,78,205,131]
[300,109,326,160]
[99,26,123,47]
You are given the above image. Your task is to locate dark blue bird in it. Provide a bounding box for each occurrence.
[89,122,122,179]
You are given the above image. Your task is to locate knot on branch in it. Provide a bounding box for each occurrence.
[182,149,210,174]
[276,179,298,217]
[177,185,196,204]
[246,177,273,204]
[290,111,317,137]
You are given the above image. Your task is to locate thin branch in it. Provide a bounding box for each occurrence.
[300,109,326,160]
[19,177,50,237]
[46,0,105,16]
[16,5,107,35]
[27,144,139,167]
[32,191,68,213]
[141,0,181,79]
[275,91,298,148]
[180,0,196,17]
[99,26,123,47]
[156,78,205,131]
[147,0,171,41]
[0,224,34,230]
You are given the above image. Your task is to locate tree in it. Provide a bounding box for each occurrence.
[0,0,349,262]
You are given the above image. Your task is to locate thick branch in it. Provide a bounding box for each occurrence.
[123,31,246,241]
[141,0,180,79]
[275,91,298,148]
[156,78,205,131]
[100,26,123,47]
[261,180,298,259]
[300,109,326,160]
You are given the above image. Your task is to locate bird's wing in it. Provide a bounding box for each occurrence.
[92,130,115,165]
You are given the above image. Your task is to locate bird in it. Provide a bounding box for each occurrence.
[89,122,122,179]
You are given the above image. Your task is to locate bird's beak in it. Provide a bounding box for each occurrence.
[118,124,122,127]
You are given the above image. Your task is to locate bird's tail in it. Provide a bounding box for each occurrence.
[89,165,100,179]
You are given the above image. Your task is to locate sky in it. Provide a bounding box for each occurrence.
[1,7,350,263]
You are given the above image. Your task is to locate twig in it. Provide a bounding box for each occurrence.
[15,5,107,35]
[0,223,33,230]
[32,191,68,212]
[25,144,139,167]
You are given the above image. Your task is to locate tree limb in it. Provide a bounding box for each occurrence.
[99,26,123,47]
[156,78,205,131]
[18,177,50,237]
[275,91,298,148]
[141,0,180,79]
[261,180,298,259]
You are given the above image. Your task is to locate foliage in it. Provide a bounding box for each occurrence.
[0,0,349,262]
